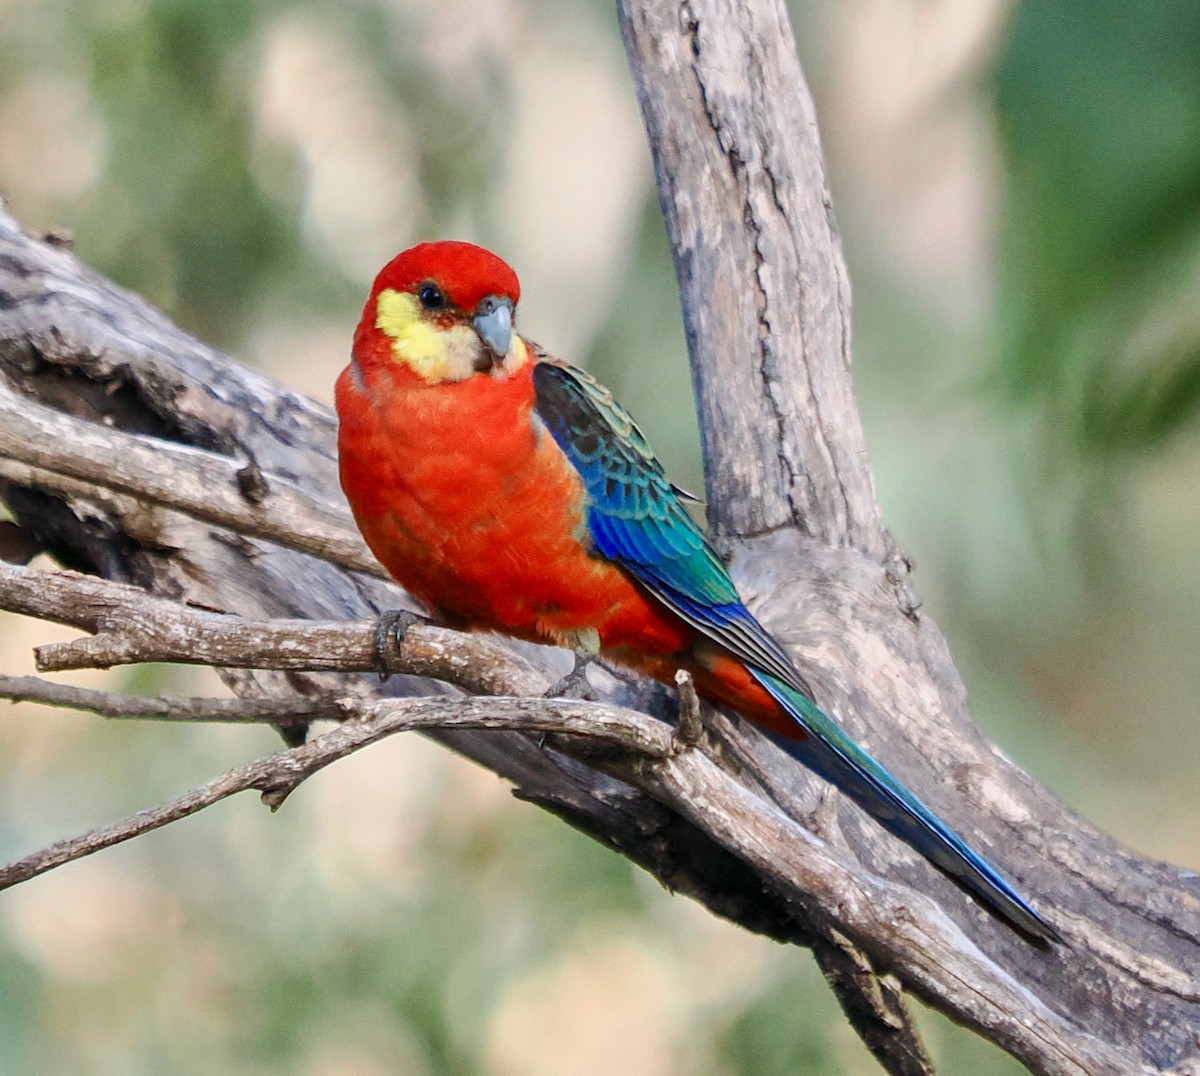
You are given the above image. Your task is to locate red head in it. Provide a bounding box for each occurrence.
[355,241,526,383]
[369,241,520,310]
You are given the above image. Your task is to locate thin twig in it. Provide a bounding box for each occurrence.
[0,674,326,724]
[0,693,674,892]
[0,556,1139,1073]
[673,668,704,749]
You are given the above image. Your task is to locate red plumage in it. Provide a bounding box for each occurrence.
[336,242,795,736]
[367,241,520,312]
[337,241,1062,945]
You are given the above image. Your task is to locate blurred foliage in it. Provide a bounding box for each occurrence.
[0,0,1199,1073]
[994,0,1200,459]
[0,0,513,348]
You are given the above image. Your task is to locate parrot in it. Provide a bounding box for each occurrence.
[335,240,1057,944]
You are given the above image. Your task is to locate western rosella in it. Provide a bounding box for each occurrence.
[335,241,1057,943]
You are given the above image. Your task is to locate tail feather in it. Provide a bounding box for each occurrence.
[753,670,1059,943]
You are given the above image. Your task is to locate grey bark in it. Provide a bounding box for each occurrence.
[0,0,1195,1071]
[619,2,1200,1073]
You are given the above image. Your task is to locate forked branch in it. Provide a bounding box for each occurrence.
[0,0,1196,1069]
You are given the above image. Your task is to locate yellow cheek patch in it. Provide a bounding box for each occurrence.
[374,287,523,383]
[375,288,454,380]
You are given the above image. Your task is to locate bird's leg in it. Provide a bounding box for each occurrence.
[373,608,433,681]
[544,643,598,702]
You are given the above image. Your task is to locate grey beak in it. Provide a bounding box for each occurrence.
[473,295,513,366]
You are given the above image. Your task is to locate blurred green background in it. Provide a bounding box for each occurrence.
[1,0,1198,1072]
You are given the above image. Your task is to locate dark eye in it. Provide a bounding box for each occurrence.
[418,284,444,311]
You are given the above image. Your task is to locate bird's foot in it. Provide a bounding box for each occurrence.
[544,648,597,702]
[374,608,432,681]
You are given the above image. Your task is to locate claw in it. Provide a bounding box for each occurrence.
[544,648,597,701]
[374,608,431,680]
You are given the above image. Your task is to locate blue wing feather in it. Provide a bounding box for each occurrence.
[530,362,798,683]
[530,359,1058,943]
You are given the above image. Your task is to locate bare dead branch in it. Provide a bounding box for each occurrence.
[0,561,547,695]
[809,935,934,1076]
[0,0,1195,1069]
[617,2,1200,1072]
[672,668,703,748]
[0,693,675,892]
[0,557,1150,1074]
[0,379,385,577]
[0,226,1177,1076]
[0,673,325,724]
[0,648,1142,1074]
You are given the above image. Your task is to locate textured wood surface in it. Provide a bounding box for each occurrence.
[0,0,1196,1069]
[618,3,1200,1073]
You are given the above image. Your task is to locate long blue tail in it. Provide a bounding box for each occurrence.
[528,362,1056,941]
[753,670,1059,943]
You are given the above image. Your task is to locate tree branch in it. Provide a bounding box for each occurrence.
[0,379,384,577]
[0,692,676,891]
[619,1,1200,1072]
[0,673,328,724]
[0,0,1195,1070]
[0,560,548,695]
[0,575,1142,1074]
